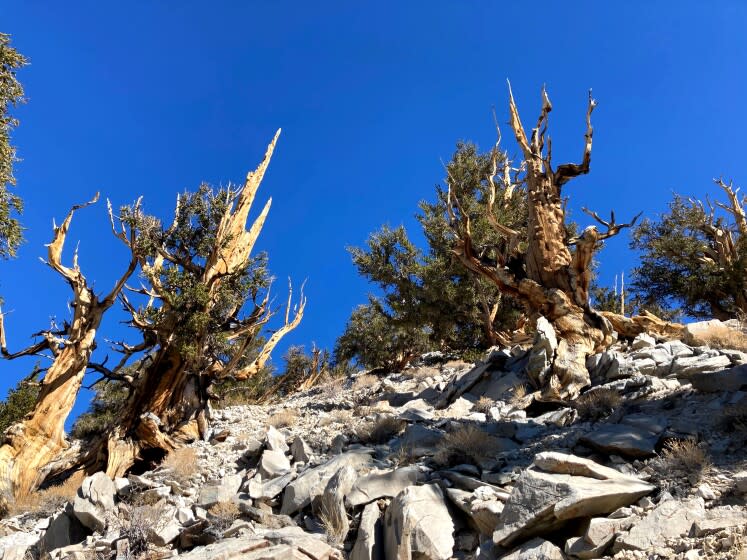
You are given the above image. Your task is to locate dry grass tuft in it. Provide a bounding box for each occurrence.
[267,409,298,428]
[405,367,440,381]
[11,471,85,516]
[317,504,347,545]
[723,400,747,434]
[575,388,621,421]
[692,323,747,352]
[352,374,379,392]
[161,447,198,484]
[116,499,169,558]
[390,444,416,467]
[434,424,501,467]
[319,409,353,427]
[356,415,406,445]
[208,500,240,533]
[317,375,345,398]
[508,383,528,408]
[473,396,494,414]
[660,438,711,483]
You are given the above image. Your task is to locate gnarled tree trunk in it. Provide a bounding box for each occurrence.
[0,195,135,505]
[449,86,680,400]
[90,131,305,477]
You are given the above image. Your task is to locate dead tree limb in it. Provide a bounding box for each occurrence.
[0,194,136,504]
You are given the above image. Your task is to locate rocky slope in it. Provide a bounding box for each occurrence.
[1,319,747,559]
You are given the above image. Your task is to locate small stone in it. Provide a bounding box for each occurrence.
[696,484,717,500]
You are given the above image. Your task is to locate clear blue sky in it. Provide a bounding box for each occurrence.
[1,2,746,424]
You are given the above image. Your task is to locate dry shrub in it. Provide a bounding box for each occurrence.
[319,409,353,427]
[267,409,298,428]
[660,438,711,483]
[161,447,198,484]
[11,470,85,516]
[390,443,416,467]
[473,396,494,414]
[405,367,440,381]
[692,323,747,352]
[575,388,621,421]
[317,375,345,398]
[434,424,501,467]
[356,415,406,445]
[508,383,528,408]
[208,500,240,533]
[723,400,747,434]
[352,374,378,392]
[116,499,168,558]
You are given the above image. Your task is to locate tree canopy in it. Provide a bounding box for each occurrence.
[0,33,27,259]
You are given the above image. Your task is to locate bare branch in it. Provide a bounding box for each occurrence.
[554,90,596,186]
[576,207,642,242]
[231,279,306,381]
[45,193,100,286]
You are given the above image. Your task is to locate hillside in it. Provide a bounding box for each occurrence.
[1,318,746,559]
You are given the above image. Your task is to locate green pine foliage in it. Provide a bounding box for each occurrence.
[631,190,747,320]
[70,380,130,440]
[336,143,526,370]
[0,32,27,259]
[0,368,40,435]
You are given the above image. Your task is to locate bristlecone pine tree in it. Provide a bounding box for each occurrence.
[631,179,747,320]
[336,143,526,371]
[0,32,27,259]
[448,86,683,401]
[0,195,137,505]
[80,130,305,478]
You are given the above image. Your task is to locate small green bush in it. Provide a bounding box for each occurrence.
[0,368,40,435]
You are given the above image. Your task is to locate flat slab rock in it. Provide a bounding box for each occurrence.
[690,364,747,392]
[280,449,373,515]
[614,497,705,552]
[347,466,423,507]
[579,423,660,458]
[493,452,654,548]
[502,537,565,560]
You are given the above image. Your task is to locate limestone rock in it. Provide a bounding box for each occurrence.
[525,317,557,388]
[493,452,654,547]
[265,425,290,453]
[73,472,117,532]
[350,502,383,560]
[579,423,660,458]
[197,474,243,508]
[384,484,455,560]
[313,465,357,542]
[247,471,295,500]
[259,449,292,479]
[502,537,565,560]
[690,364,747,392]
[290,436,313,464]
[42,509,89,552]
[564,516,635,559]
[670,354,731,377]
[614,497,705,551]
[281,449,373,515]
[631,333,656,350]
[347,466,422,508]
[691,506,747,537]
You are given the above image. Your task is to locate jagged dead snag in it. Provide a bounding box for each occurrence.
[0,195,136,503]
[93,130,305,477]
[448,86,668,400]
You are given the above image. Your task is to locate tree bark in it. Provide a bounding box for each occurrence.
[95,131,305,477]
[449,86,673,400]
[0,195,135,505]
